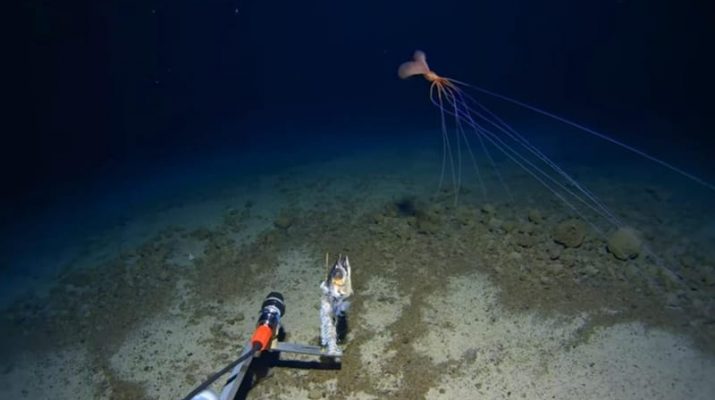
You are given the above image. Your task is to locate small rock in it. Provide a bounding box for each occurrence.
[515,232,536,248]
[158,270,171,282]
[463,348,478,363]
[456,207,477,226]
[481,204,496,214]
[665,292,683,309]
[308,388,323,399]
[528,209,543,224]
[547,263,564,275]
[553,219,586,248]
[561,255,576,268]
[582,265,599,276]
[502,221,517,232]
[546,245,562,260]
[518,223,536,235]
[415,210,440,234]
[607,227,642,261]
[274,213,294,229]
[488,217,503,231]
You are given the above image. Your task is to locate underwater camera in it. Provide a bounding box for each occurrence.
[250,292,285,351]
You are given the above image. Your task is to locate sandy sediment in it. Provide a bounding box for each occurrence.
[0,150,713,399]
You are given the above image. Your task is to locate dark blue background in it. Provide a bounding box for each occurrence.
[8,0,715,221]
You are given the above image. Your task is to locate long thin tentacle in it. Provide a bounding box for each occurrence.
[441,83,511,201]
[456,109,488,201]
[430,82,458,197]
[433,83,621,227]
[451,87,622,225]
[449,79,715,192]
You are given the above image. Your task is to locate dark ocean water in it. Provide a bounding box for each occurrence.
[3,1,715,398]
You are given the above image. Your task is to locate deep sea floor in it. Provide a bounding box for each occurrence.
[1,131,714,399]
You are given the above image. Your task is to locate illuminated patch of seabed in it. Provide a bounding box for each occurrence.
[0,138,711,400]
[356,275,411,395]
[106,247,329,399]
[412,272,715,400]
[0,346,102,399]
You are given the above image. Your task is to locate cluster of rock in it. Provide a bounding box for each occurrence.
[479,203,643,262]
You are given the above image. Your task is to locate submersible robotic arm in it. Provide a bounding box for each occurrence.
[185,255,353,400]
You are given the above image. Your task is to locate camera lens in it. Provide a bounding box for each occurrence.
[261,292,286,317]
